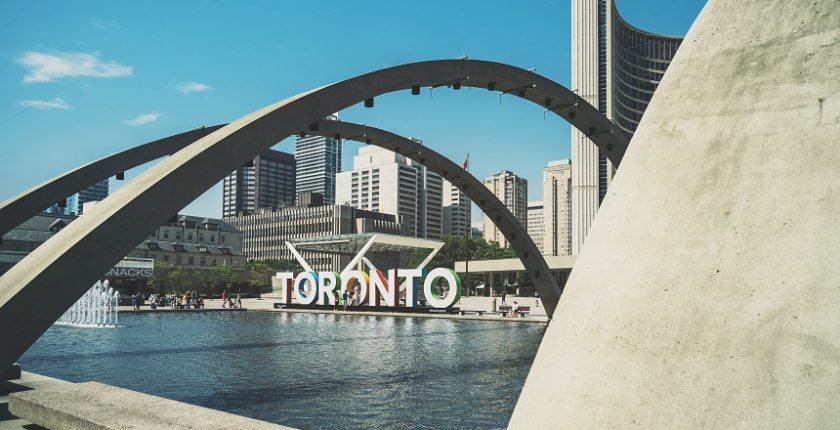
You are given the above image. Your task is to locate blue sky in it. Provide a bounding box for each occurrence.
[0,0,706,225]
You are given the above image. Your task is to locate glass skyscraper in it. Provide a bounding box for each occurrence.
[295,115,342,205]
[45,179,109,216]
[571,0,683,254]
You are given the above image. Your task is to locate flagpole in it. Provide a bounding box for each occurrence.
[464,153,470,298]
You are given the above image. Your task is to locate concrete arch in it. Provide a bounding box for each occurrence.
[0,119,560,310]
[0,126,224,237]
[0,59,624,372]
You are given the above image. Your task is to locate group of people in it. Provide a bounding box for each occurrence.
[172,291,205,309]
[220,290,243,309]
[491,290,530,317]
[336,284,363,311]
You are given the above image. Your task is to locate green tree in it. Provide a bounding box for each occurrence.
[409,235,516,270]
[197,265,218,298]
[216,263,238,294]
[167,266,193,292]
[147,261,174,294]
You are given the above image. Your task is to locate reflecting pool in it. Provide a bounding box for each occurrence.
[20,312,545,430]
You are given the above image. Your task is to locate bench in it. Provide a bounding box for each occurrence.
[458,310,485,316]
[497,305,531,317]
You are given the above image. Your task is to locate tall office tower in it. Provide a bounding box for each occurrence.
[543,160,573,256]
[295,115,342,204]
[527,201,545,253]
[222,149,296,218]
[442,179,471,237]
[46,179,109,216]
[336,145,442,239]
[571,0,682,254]
[482,170,527,247]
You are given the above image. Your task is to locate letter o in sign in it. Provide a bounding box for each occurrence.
[423,268,462,308]
[295,272,319,305]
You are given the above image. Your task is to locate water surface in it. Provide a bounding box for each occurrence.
[20,312,545,430]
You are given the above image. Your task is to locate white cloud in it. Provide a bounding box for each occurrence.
[177,81,212,94]
[17,51,133,83]
[18,97,72,110]
[125,112,162,126]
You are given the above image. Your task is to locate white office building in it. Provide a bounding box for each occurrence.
[442,179,471,237]
[482,170,528,248]
[527,201,545,253]
[336,145,442,239]
[543,160,572,256]
[571,0,683,254]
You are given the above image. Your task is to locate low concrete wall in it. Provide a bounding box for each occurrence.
[10,381,296,430]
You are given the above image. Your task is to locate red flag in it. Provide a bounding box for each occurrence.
[463,153,469,171]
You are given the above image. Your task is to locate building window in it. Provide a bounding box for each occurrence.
[187,233,193,240]
[163,231,169,239]
[176,255,182,264]
[220,235,226,243]
[163,255,169,263]
[188,256,194,265]
[210,235,215,242]
[200,257,206,266]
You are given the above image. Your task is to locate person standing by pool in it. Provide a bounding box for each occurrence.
[221,289,228,308]
[342,289,349,311]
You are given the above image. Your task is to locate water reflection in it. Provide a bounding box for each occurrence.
[21,312,545,430]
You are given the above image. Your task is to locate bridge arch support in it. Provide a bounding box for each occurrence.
[0,59,627,372]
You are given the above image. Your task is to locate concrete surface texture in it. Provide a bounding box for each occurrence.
[1,371,68,430]
[509,1,840,428]
[9,380,296,430]
[0,60,620,374]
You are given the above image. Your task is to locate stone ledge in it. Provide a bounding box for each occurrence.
[10,381,297,430]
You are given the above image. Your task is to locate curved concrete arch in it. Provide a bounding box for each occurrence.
[0,118,560,311]
[0,126,224,237]
[0,59,620,372]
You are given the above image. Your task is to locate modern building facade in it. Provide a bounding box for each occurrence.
[442,179,471,237]
[336,145,443,239]
[128,214,246,270]
[295,115,342,205]
[571,0,682,254]
[482,170,527,247]
[225,202,404,271]
[527,201,545,253]
[45,179,109,216]
[222,149,296,218]
[543,159,573,256]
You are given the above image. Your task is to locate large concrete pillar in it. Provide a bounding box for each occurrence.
[511,1,840,428]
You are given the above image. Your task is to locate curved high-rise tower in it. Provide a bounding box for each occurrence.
[571,0,682,254]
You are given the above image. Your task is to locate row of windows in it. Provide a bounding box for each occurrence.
[147,253,240,267]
